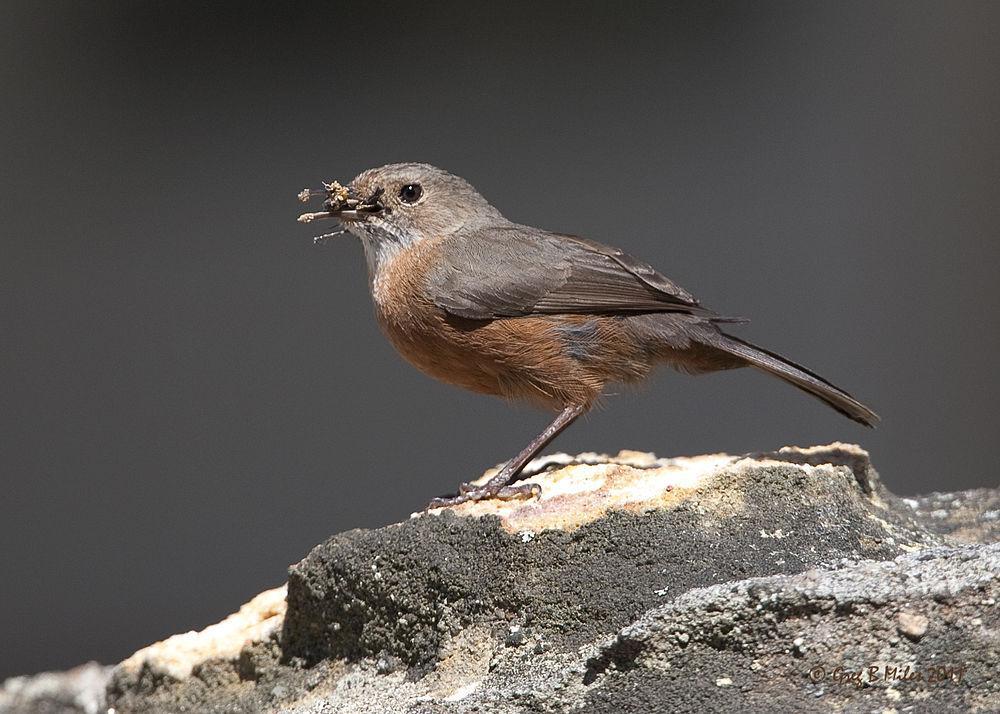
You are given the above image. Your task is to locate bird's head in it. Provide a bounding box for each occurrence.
[298,163,502,254]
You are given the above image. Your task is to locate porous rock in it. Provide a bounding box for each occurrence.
[4,444,997,713]
[0,663,111,714]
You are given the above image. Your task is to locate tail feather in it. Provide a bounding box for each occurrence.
[709,333,880,427]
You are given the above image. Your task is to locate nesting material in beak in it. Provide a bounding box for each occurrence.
[297,181,384,223]
[297,181,350,223]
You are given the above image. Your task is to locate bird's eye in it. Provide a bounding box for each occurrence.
[399,183,422,204]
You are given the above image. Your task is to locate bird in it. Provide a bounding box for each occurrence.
[297,163,878,508]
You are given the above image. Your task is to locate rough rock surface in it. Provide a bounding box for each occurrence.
[3,444,997,713]
[0,663,110,714]
[584,543,998,712]
[906,487,1000,544]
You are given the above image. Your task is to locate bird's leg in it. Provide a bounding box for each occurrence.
[427,403,586,508]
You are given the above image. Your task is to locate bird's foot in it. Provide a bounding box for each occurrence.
[426,481,541,509]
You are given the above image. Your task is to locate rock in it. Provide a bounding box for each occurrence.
[896,610,930,641]
[279,444,936,671]
[904,488,1000,544]
[4,444,998,713]
[0,662,110,714]
[114,585,286,683]
[106,587,290,714]
[583,543,998,712]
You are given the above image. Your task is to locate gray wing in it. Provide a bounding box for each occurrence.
[427,225,724,320]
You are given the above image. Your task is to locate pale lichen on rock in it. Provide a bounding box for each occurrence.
[117,586,286,682]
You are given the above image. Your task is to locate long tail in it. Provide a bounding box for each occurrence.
[707,332,879,427]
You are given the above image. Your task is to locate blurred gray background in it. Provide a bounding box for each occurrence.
[2,0,998,679]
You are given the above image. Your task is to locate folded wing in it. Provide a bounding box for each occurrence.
[427,225,726,321]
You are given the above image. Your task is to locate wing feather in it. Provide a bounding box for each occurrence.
[427,225,722,320]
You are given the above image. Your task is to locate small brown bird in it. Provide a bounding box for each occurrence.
[298,163,878,508]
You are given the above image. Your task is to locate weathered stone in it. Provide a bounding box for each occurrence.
[281,445,937,670]
[0,663,110,714]
[4,444,997,714]
[583,542,999,711]
[896,610,930,641]
[905,487,1000,544]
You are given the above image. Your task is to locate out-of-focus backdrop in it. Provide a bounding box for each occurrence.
[2,0,998,679]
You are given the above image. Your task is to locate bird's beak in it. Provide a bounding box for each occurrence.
[297,182,384,224]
